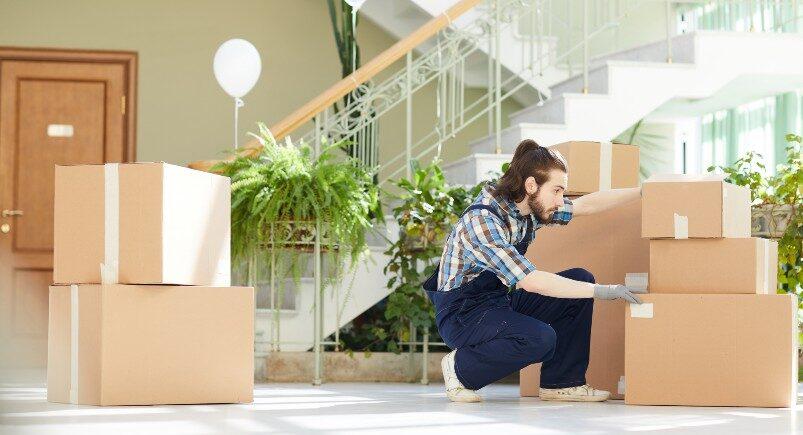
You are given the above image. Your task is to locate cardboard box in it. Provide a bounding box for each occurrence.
[625,293,798,407]
[641,174,751,239]
[548,141,640,195]
[649,238,778,294]
[47,284,254,406]
[54,162,231,286]
[520,198,648,399]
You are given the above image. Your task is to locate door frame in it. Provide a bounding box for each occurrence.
[0,46,138,162]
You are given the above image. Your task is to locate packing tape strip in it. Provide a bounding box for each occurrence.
[630,302,653,318]
[100,163,119,284]
[625,272,648,292]
[673,213,688,239]
[598,141,613,191]
[69,284,79,404]
[763,240,769,293]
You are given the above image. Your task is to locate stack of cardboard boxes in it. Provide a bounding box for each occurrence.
[521,140,645,399]
[626,173,797,407]
[47,162,255,406]
[520,142,797,408]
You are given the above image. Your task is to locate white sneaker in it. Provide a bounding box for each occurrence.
[441,350,482,403]
[539,384,610,402]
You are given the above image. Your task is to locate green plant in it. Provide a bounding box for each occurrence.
[212,122,383,292]
[326,0,361,81]
[377,160,490,353]
[708,133,802,301]
[326,0,373,163]
[332,160,506,356]
[615,118,673,180]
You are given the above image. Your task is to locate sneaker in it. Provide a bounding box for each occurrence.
[539,384,610,402]
[441,350,482,403]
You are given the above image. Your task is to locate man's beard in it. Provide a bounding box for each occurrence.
[527,187,558,224]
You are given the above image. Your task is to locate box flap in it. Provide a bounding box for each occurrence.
[644,173,726,183]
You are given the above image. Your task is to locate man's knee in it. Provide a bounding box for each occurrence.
[564,267,595,284]
[519,323,557,364]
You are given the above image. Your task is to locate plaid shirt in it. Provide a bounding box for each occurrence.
[436,182,573,292]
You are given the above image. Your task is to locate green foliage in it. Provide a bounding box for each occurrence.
[332,159,501,356]
[212,122,383,292]
[326,0,360,79]
[615,118,672,180]
[708,133,802,300]
[378,159,494,353]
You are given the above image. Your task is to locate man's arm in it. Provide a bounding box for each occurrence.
[572,187,640,217]
[516,270,644,303]
[516,270,594,298]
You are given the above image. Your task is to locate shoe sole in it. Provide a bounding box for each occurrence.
[539,395,610,402]
[447,395,482,403]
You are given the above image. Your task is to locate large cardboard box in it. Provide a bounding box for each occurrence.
[548,141,640,195]
[649,238,778,294]
[520,198,648,399]
[47,284,254,406]
[641,174,751,239]
[625,293,798,407]
[54,162,231,286]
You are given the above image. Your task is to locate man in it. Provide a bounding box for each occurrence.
[423,138,645,403]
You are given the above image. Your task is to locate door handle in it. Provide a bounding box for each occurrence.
[2,210,23,217]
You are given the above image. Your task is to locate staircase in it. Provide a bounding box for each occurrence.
[361,0,563,105]
[443,30,803,185]
[188,0,802,381]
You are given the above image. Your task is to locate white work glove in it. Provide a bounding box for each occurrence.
[593,284,645,304]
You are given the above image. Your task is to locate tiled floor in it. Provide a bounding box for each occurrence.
[1,379,801,434]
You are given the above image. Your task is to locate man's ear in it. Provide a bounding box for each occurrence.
[524,176,537,195]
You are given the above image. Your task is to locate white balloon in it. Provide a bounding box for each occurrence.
[213,39,261,98]
[344,0,367,11]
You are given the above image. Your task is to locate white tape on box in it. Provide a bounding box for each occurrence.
[100,164,119,284]
[630,302,653,318]
[617,376,626,395]
[673,213,688,239]
[763,240,769,293]
[69,284,79,404]
[598,141,613,191]
[625,272,648,292]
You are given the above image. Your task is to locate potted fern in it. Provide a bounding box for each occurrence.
[213,122,383,293]
[708,133,801,297]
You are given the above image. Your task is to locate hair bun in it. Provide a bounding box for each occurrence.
[513,138,541,160]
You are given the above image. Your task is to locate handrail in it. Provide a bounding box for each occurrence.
[270,0,481,141]
[188,0,481,172]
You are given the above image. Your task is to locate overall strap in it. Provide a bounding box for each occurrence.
[462,204,510,236]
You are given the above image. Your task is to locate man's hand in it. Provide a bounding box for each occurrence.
[593,284,645,304]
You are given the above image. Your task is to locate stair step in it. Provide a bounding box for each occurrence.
[442,153,513,186]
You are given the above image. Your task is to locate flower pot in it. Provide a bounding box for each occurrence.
[261,220,338,252]
[400,222,449,253]
[751,204,795,239]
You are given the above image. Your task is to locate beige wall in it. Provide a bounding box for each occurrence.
[0,0,521,174]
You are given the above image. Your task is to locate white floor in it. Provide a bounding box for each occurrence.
[1,381,801,434]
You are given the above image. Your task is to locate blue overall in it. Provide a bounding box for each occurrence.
[423,204,595,390]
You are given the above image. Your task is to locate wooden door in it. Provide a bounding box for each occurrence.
[0,48,136,370]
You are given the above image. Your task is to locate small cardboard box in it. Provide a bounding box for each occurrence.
[548,141,640,195]
[641,174,751,239]
[649,238,778,294]
[54,162,231,286]
[47,284,254,406]
[521,198,648,399]
[625,293,798,408]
